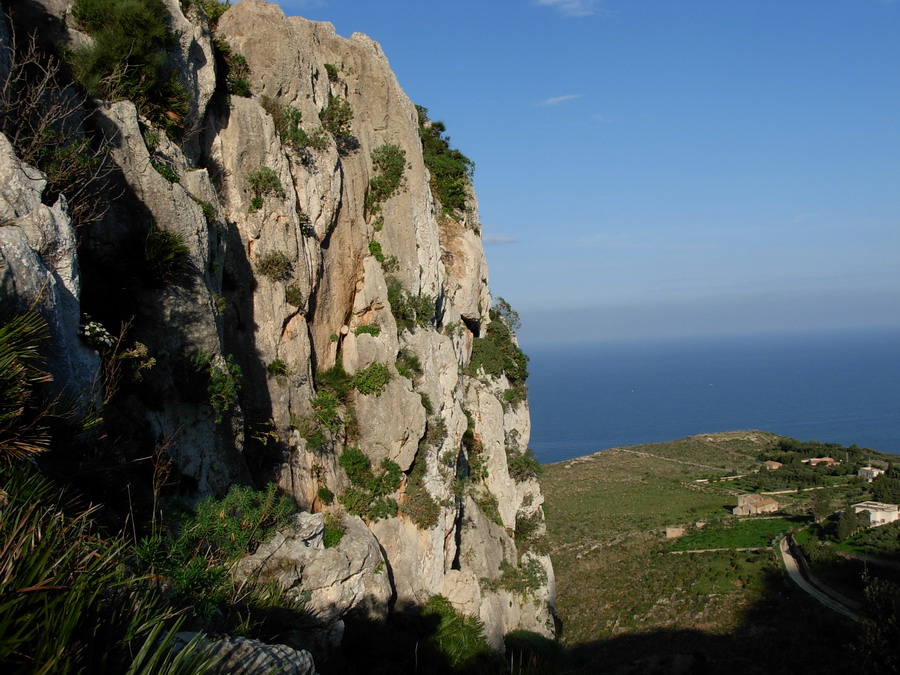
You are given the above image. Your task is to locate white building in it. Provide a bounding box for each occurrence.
[852,501,900,527]
[858,466,885,483]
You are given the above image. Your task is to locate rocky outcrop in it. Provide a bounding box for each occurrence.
[0,0,555,658]
[174,633,317,675]
[237,512,391,634]
[0,133,99,408]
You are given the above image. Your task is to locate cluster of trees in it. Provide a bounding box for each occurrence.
[762,438,878,476]
[737,465,831,492]
[871,471,900,503]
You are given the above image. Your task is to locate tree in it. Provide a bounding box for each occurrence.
[809,491,828,523]
[854,573,900,674]
[837,508,861,541]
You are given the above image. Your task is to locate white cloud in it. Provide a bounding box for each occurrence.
[534,0,608,18]
[537,94,581,107]
[484,235,520,245]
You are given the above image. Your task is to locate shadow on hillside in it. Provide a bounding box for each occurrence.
[246,600,514,675]
[276,552,899,675]
[558,552,900,675]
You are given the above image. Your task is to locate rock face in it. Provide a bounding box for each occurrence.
[0,0,555,654]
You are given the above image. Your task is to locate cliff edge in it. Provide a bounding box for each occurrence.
[0,0,554,655]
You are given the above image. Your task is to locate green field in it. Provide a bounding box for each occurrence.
[669,517,801,551]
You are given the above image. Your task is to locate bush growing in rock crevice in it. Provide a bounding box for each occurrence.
[319,94,352,136]
[247,167,284,212]
[260,95,329,153]
[353,324,381,337]
[507,447,542,482]
[338,446,402,520]
[365,144,406,214]
[191,350,242,423]
[144,226,190,285]
[352,362,391,396]
[254,250,292,281]
[387,278,435,333]
[462,409,487,481]
[481,557,547,599]
[395,348,422,379]
[401,453,440,529]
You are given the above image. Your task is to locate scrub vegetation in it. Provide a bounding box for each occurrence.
[542,432,899,673]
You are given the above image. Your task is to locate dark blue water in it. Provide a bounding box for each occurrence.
[525,329,900,464]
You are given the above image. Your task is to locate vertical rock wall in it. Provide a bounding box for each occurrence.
[0,0,555,649]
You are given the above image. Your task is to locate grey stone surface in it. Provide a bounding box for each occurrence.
[175,632,317,674]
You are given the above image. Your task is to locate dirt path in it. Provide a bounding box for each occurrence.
[615,448,730,472]
[761,483,853,495]
[671,546,770,554]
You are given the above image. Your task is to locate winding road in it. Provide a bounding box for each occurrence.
[779,537,861,622]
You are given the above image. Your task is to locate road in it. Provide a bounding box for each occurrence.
[779,537,861,622]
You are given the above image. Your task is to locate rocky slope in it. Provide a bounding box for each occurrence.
[0,0,554,653]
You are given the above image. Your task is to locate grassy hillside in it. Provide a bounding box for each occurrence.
[542,431,897,674]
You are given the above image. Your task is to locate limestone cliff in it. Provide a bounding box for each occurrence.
[0,0,554,652]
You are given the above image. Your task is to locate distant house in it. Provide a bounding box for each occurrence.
[802,457,838,467]
[762,460,783,471]
[858,466,885,483]
[852,501,900,527]
[733,494,779,516]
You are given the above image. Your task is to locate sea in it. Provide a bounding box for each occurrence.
[525,328,900,465]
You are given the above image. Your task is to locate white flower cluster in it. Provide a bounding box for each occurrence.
[79,318,115,349]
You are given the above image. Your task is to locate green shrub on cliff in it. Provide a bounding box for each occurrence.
[338,446,402,520]
[468,306,528,407]
[69,0,188,132]
[352,362,392,396]
[144,226,190,284]
[191,350,242,423]
[247,167,284,212]
[319,94,353,135]
[365,144,407,213]
[260,96,329,151]
[507,447,542,482]
[416,105,474,213]
[133,482,301,628]
[173,483,294,561]
[386,277,435,332]
[199,0,230,26]
[401,455,440,529]
[254,250,293,281]
[224,51,251,97]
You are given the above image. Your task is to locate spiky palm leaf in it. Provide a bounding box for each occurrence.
[0,311,52,461]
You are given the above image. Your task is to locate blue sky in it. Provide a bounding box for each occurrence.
[277,0,900,345]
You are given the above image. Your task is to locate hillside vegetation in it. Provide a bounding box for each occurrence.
[541,432,899,674]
